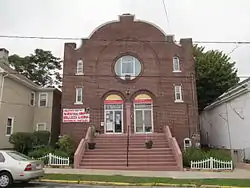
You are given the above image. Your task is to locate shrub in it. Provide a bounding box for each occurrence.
[183,147,231,167]
[9,132,35,154]
[28,146,54,159]
[33,131,51,147]
[56,135,75,156]
[56,135,75,164]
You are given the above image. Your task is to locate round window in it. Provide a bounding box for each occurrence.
[114,55,142,80]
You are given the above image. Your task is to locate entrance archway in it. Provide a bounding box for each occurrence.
[104,94,124,134]
[133,94,153,133]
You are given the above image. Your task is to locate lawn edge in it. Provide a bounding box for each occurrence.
[39,179,247,187]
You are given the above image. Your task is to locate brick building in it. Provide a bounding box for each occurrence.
[61,14,199,170]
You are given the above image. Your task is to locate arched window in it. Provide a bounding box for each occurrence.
[76,59,84,75]
[104,94,123,134]
[173,56,181,72]
[134,94,153,133]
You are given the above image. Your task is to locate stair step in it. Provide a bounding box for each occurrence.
[82,157,175,162]
[81,160,176,166]
[94,145,168,149]
[83,154,175,160]
[79,165,179,171]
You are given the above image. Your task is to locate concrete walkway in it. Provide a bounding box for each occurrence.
[44,168,250,179]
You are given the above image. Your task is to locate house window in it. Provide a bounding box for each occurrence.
[76,59,84,75]
[173,56,181,72]
[114,55,142,80]
[174,85,183,102]
[39,93,48,107]
[36,123,46,131]
[30,92,35,106]
[6,117,14,136]
[75,87,83,104]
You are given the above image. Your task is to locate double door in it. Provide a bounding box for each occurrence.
[105,104,123,134]
[134,104,153,133]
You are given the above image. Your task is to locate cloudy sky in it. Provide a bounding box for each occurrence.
[1,0,250,77]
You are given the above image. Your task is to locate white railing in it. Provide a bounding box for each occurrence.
[191,157,233,170]
[37,153,70,166]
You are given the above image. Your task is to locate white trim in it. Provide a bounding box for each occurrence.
[38,92,48,107]
[134,103,154,134]
[75,87,83,104]
[36,123,47,131]
[6,117,14,136]
[30,92,35,106]
[104,104,123,134]
[173,70,182,73]
[174,85,183,102]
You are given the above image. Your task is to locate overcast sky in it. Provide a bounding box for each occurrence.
[1,0,250,77]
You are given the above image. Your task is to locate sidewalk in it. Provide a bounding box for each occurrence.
[44,168,250,179]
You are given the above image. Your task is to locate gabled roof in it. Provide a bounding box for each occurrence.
[0,58,60,92]
[204,77,250,111]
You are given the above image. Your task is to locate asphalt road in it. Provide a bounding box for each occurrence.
[12,182,182,188]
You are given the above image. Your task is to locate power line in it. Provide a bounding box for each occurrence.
[1,34,250,44]
[162,0,172,33]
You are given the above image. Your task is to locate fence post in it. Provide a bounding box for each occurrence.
[210,157,213,169]
[48,153,52,166]
[67,157,70,166]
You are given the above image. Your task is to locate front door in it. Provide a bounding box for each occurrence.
[105,104,123,134]
[134,103,153,133]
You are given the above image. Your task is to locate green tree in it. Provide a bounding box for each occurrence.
[8,49,62,87]
[194,45,239,112]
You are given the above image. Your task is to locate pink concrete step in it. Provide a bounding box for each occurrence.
[80,161,177,167]
[83,154,174,159]
[78,133,179,171]
[83,155,126,159]
[79,165,180,171]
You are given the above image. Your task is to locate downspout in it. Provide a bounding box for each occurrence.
[0,72,8,110]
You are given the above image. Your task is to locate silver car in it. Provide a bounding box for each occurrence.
[0,150,44,188]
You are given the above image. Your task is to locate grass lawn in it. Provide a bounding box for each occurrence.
[43,174,250,187]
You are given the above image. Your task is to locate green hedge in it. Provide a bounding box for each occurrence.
[183,148,232,167]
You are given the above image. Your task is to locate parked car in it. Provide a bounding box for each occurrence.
[0,150,44,188]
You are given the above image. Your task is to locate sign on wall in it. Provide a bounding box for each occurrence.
[63,108,90,123]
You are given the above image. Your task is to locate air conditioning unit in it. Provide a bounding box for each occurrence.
[125,75,131,80]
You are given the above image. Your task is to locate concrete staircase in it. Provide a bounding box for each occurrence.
[79,133,180,171]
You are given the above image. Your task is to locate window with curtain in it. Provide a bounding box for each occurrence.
[76,59,84,74]
[173,56,181,72]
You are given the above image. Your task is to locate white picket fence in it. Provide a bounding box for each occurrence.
[191,157,233,170]
[37,153,70,166]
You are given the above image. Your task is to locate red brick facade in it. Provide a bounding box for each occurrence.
[61,14,199,148]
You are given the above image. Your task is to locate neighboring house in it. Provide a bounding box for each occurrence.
[200,77,250,162]
[61,14,199,170]
[0,48,61,149]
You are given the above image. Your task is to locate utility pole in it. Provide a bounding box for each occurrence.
[225,102,235,164]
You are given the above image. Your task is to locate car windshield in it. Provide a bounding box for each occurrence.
[6,151,32,161]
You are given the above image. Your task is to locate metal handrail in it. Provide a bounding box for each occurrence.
[126,125,130,167]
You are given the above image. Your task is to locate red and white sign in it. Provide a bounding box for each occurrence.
[63,108,90,123]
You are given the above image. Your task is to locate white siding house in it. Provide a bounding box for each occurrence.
[200,78,250,161]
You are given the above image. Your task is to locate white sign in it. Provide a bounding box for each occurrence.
[63,108,90,123]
